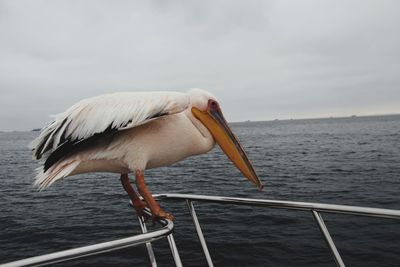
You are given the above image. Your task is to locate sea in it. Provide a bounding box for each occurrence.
[0,115,399,267]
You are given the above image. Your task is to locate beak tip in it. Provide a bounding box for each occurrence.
[258,184,264,191]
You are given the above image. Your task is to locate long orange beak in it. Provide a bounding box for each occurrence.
[192,100,264,190]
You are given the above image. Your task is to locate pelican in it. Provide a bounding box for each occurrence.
[30,89,263,220]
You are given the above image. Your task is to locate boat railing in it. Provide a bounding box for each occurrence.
[0,208,182,267]
[2,193,400,267]
[155,194,400,267]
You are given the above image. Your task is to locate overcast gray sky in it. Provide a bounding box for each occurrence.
[1,0,399,131]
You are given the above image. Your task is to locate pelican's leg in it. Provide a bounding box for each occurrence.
[135,170,174,221]
[120,173,148,216]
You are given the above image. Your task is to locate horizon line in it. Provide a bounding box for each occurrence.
[1,112,400,132]
[231,112,400,124]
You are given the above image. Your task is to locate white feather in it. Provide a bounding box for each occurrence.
[34,161,80,190]
[30,91,189,159]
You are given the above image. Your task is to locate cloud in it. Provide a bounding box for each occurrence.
[0,0,399,130]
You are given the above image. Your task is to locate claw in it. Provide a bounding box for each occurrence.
[152,209,175,222]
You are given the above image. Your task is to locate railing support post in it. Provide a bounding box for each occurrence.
[137,206,182,267]
[166,234,183,267]
[138,214,157,267]
[186,200,214,267]
[312,210,345,267]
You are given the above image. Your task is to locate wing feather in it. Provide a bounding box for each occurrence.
[30,91,189,159]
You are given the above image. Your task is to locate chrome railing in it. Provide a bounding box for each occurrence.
[0,208,182,267]
[154,193,400,267]
[2,194,400,267]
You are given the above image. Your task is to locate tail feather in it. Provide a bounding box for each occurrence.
[34,160,80,190]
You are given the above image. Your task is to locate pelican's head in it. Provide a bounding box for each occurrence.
[189,89,264,190]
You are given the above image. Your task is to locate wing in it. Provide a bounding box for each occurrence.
[30,91,190,160]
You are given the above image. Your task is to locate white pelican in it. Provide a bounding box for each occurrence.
[30,89,263,220]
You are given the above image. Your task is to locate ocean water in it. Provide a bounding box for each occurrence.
[0,115,399,266]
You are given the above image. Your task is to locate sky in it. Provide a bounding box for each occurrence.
[0,0,399,131]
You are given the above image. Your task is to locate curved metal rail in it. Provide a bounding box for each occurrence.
[154,193,400,267]
[0,209,182,267]
[2,194,399,267]
[155,193,400,219]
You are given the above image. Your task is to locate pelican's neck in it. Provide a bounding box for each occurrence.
[185,108,213,139]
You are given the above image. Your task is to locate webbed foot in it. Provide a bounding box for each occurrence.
[152,209,175,221]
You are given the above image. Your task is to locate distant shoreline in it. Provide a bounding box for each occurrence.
[232,113,400,124]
